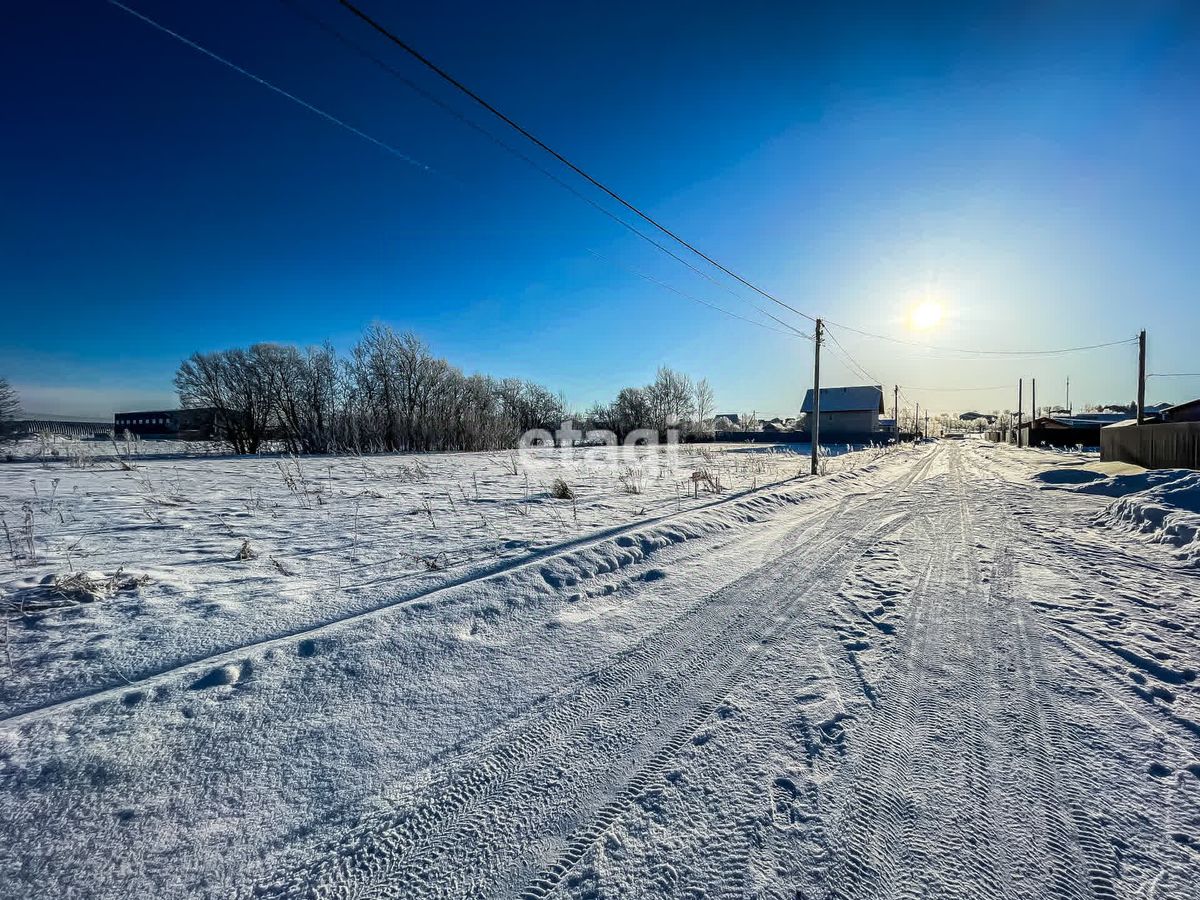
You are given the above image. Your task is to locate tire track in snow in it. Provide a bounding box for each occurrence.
[532,445,941,900]
[819,443,1091,900]
[980,459,1199,896]
[544,442,1198,899]
[250,499,857,896]
[250,453,939,898]
[516,513,921,900]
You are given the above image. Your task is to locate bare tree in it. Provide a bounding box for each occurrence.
[272,343,341,454]
[611,387,652,441]
[0,377,20,441]
[174,345,283,454]
[646,367,695,433]
[693,378,714,432]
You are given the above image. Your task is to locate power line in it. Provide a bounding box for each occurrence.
[823,321,1137,358]
[1148,373,1200,378]
[112,0,802,341]
[284,0,817,338]
[105,0,434,174]
[334,0,1142,361]
[586,249,811,340]
[337,1,1145,362]
[824,328,884,387]
[899,384,1010,392]
[279,0,806,338]
[116,0,1142,364]
[335,0,819,326]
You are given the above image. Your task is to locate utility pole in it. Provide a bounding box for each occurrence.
[915,402,920,439]
[1137,329,1147,426]
[925,410,929,439]
[811,318,822,475]
[1017,378,1023,447]
[1066,375,1071,416]
[893,385,899,443]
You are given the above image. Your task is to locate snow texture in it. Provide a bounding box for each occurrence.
[1,440,1198,899]
[1037,463,1200,566]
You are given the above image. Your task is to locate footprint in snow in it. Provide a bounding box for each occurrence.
[190,659,252,690]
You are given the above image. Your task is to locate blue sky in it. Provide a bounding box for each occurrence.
[3,0,1198,418]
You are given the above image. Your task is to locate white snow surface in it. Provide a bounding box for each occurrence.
[1035,462,1200,566]
[1,440,1198,898]
[1094,471,1200,565]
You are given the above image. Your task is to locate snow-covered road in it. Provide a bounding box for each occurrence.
[2,441,1198,898]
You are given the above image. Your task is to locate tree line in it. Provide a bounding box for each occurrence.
[174,325,715,454]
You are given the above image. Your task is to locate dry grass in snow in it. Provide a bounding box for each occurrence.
[0,441,891,713]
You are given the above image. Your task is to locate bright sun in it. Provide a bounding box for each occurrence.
[909,301,944,331]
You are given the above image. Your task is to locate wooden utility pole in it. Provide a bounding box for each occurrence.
[925,410,929,438]
[893,385,899,442]
[1137,329,1147,425]
[1017,378,1023,447]
[1032,378,1037,422]
[811,318,822,475]
[1066,375,1071,416]
[915,402,920,439]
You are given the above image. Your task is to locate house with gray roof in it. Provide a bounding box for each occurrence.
[800,385,886,437]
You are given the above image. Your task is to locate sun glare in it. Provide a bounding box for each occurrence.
[909,301,943,331]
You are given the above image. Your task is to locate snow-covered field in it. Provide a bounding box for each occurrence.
[0,441,841,713]
[1,440,1198,898]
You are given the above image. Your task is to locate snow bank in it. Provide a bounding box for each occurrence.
[1068,468,1191,498]
[1034,465,1200,565]
[1092,470,1200,565]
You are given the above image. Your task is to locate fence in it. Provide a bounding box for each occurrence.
[709,430,912,444]
[1100,422,1200,470]
[10,419,112,439]
[1027,426,1103,448]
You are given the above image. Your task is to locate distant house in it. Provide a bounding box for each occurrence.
[1063,412,1139,425]
[1020,412,1159,448]
[1162,398,1200,423]
[800,385,885,437]
[114,408,222,440]
[959,411,996,423]
[714,413,740,425]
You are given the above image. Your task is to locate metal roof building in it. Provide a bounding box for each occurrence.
[800,385,886,414]
[800,385,885,436]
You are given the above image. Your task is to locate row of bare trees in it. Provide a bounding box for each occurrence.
[175,328,718,454]
[583,367,714,442]
[174,326,567,454]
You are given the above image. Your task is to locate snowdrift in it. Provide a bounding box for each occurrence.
[1038,466,1200,565]
[1092,470,1200,566]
